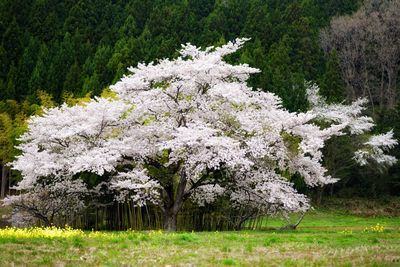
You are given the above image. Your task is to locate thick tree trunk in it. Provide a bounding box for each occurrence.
[163,209,178,231]
[163,195,185,231]
[162,168,188,231]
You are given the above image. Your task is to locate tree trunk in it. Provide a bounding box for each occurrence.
[316,186,324,206]
[1,165,8,199]
[387,68,397,109]
[379,66,385,108]
[8,167,11,196]
[162,168,188,231]
[163,208,178,231]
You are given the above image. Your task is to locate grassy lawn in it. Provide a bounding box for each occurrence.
[0,211,399,266]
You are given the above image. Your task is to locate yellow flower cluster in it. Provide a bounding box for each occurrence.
[338,229,353,234]
[0,226,171,240]
[86,230,114,239]
[364,223,385,233]
[0,226,84,239]
[148,230,163,236]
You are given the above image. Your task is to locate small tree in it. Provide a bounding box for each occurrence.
[8,39,397,230]
[3,179,87,226]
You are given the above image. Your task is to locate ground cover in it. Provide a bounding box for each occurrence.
[0,210,399,266]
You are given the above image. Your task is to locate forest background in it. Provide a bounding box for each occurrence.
[0,0,399,210]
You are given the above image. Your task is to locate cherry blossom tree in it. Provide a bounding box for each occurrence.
[3,179,87,227]
[7,39,397,231]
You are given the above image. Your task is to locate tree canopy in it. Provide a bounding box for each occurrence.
[7,39,397,230]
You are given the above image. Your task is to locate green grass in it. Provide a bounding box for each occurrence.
[0,211,399,266]
[252,209,400,230]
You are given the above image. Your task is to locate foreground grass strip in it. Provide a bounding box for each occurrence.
[0,213,399,266]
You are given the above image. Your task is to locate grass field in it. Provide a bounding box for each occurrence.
[0,210,399,266]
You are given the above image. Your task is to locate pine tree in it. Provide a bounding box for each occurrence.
[63,62,82,94]
[4,64,17,100]
[28,44,48,97]
[319,50,345,103]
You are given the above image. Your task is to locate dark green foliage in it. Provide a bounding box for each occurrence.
[319,50,345,103]
[4,64,17,100]
[63,61,82,94]
[0,0,360,106]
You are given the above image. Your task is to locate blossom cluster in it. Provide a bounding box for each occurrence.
[6,38,397,225]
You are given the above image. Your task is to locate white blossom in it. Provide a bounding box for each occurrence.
[354,130,398,166]
[3,179,88,226]
[110,169,161,206]
[9,38,397,227]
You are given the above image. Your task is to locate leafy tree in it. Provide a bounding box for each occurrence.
[36,90,55,110]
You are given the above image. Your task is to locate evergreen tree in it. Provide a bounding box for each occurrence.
[92,45,113,90]
[17,37,40,98]
[82,72,100,95]
[4,64,17,100]
[28,44,48,97]
[2,18,23,66]
[63,62,82,94]
[319,50,345,103]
